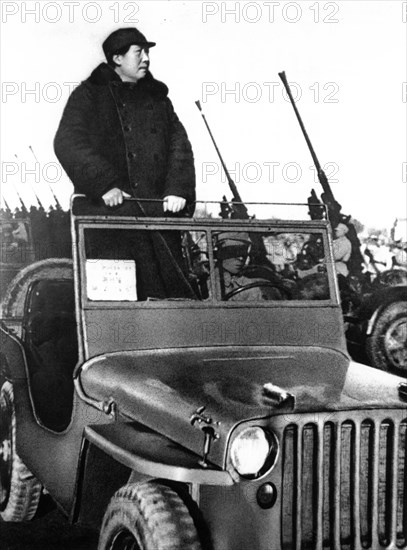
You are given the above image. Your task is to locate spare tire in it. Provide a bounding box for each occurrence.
[366,301,407,376]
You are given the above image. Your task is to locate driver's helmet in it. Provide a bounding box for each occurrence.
[213,231,252,261]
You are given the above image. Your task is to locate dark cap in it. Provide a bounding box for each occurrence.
[215,231,252,246]
[102,27,156,59]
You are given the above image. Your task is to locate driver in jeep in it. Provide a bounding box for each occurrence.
[215,232,285,301]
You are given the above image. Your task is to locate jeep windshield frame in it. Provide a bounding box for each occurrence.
[73,218,339,309]
[71,199,345,359]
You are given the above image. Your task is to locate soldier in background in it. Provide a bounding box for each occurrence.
[48,205,71,258]
[30,204,49,260]
[332,223,352,277]
[0,206,13,221]
[391,240,407,270]
[1,203,71,264]
[363,235,393,275]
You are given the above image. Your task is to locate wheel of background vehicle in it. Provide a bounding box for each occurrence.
[98,481,202,550]
[366,301,407,375]
[0,381,42,521]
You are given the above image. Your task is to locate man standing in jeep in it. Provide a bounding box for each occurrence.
[54,27,195,215]
[54,27,196,297]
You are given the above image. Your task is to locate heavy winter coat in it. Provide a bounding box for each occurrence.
[54,63,195,207]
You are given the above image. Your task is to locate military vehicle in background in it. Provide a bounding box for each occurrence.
[345,219,406,375]
[195,74,407,377]
[258,73,406,376]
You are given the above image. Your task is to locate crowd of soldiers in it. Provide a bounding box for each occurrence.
[1,203,406,278]
[362,233,407,274]
[259,230,407,279]
[0,204,71,265]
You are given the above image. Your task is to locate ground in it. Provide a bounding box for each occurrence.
[0,497,98,550]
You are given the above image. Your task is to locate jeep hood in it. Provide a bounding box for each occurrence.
[77,346,405,468]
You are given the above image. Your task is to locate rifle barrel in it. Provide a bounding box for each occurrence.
[33,191,44,210]
[29,145,39,163]
[15,189,27,211]
[29,145,63,209]
[2,198,11,212]
[50,187,62,209]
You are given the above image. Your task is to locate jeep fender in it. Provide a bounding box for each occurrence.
[73,420,232,529]
[1,258,73,317]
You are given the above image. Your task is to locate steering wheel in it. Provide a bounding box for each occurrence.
[242,264,277,279]
[225,281,292,301]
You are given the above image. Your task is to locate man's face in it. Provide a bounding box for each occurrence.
[113,45,150,82]
[335,224,347,238]
[219,242,251,275]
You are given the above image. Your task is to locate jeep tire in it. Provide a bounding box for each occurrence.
[367,301,407,375]
[0,381,42,521]
[98,481,202,550]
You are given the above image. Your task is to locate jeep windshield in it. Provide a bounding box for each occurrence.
[78,224,336,304]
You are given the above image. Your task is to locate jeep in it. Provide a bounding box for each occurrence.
[1,197,406,550]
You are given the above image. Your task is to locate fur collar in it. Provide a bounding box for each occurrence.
[87,63,169,97]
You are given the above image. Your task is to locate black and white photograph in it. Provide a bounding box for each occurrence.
[0,1,406,548]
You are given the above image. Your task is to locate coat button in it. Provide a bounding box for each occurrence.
[119,102,126,108]
[128,152,137,159]
[124,126,131,132]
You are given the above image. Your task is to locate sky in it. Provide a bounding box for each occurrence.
[0,0,406,230]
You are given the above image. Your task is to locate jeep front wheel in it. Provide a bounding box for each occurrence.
[98,482,202,550]
[367,301,407,375]
[0,381,42,521]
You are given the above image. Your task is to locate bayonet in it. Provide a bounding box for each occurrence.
[29,145,63,210]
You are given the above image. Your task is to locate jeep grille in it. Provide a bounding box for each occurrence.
[281,413,407,549]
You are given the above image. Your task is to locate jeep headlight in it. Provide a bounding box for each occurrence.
[230,426,278,478]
